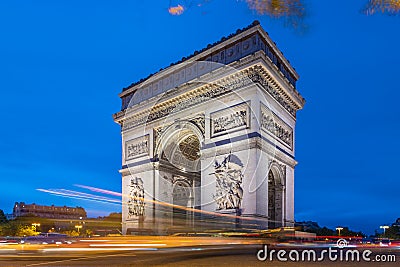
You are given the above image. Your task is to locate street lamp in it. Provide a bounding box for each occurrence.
[32,223,41,233]
[75,224,83,234]
[380,225,389,235]
[336,227,344,236]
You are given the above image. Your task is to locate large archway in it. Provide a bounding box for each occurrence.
[156,120,202,231]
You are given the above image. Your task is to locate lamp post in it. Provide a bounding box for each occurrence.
[32,223,41,233]
[336,227,344,236]
[380,225,389,236]
[75,224,83,234]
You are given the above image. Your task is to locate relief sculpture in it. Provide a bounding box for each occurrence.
[127,177,145,218]
[211,103,249,137]
[125,135,149,160]
[260,104,293,149]
[213,110,247,134]
[211,154,244,210]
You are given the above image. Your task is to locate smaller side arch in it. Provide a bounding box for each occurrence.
[267,161,286,229]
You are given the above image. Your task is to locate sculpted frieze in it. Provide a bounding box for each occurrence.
[260,104,293,149]
[125,135,150,160]
[121,67,298,131]
[211,102,250,137]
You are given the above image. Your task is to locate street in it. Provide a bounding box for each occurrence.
[0,236,399,266]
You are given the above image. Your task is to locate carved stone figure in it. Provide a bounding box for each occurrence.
[211,154,244,210]
[125,136,149,160]
[127,177,145,218]
[260,107,293,148]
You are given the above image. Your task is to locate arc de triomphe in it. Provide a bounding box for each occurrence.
[113,21,305,235]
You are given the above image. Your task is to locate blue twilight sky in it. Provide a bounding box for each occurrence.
[0,1,399,234]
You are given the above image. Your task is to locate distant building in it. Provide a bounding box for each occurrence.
[13,202,87,219]
[393,218,400,227]
[5,213,15,220]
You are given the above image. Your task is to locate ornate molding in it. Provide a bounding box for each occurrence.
[118,66,300,131]
[188,114,205,135]
[163,175,193,187]
[268,160,287,186]
[153,114,205,156]
[249,66,299,117]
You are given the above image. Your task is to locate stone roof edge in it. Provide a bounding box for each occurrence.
[119,21,299,98]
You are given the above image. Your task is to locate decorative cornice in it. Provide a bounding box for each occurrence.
[249,65,303,115]
[114,65,302,131]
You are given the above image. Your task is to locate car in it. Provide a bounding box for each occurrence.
[20,233,71,245]
[379,239,391,246]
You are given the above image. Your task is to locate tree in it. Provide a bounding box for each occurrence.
[364,0,400,15]
[245,0,305,17]
[62,230,80,237]
[340,227,364,237]
[245,0,306,30]
[15,225,37,237]
[376,225,400,239]
[0,209,7,223]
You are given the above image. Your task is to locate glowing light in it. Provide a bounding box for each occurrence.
[89,244,166,247]
[39,184,286,228]
[245,0,305,18]
[168,4,185,15]
[42,248,156,252]
[75,184,122,197]
[364,0,400,15]
[37,188,121,205]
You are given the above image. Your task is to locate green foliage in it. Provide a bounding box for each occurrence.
[340,227,364,237]
[0,220,39,237]
[62,230,80,237]
[0,215,58,237]
[0,209,7,223]
[15,225,38,237]
[377,226,400,239]
[298,221,364,237]
[85,228,93,237]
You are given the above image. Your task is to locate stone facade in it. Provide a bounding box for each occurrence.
[114,21,305,235]
[13,202,87,219]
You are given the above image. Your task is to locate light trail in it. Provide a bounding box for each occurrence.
[81,185,284,225]
[38,184,285,226]
[89,243,166,247]
[37,188,120,205]
[75,184,122,197]
[41,247,156,252]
